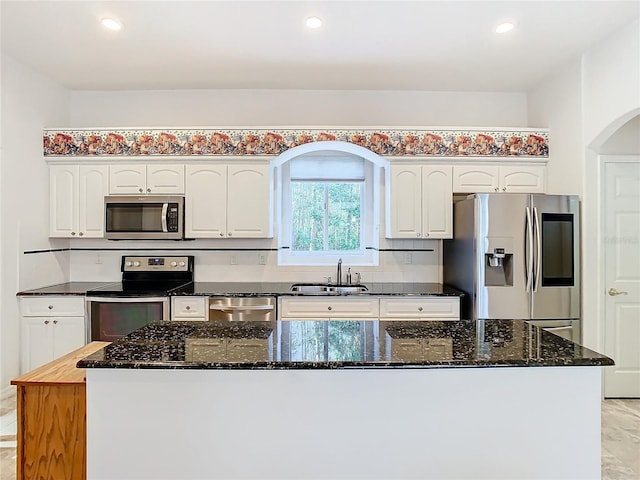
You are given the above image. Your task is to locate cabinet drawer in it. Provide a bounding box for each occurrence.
[280,298,379,319]
[379,297,460,319]
[20,296,85,317]
[172,296,208,319]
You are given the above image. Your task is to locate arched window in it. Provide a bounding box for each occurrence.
[273,141,388,267]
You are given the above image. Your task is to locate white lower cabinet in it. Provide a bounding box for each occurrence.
[20,296,86,372]
[171,296,208,321]
[279,298,380,319]
[379,297,460,320]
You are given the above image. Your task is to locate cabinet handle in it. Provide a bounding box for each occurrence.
[53,320,58,324]
[219,233,224,237]
[186,306,191,310]
[228,232,232,236]
[418,307,423,311]
[71,231,76,236]
[44,320,50,324]
[424,233,429,238]
[48,305,53,310]
[79,232,84,237]
[494,187,499,192]
[139,188,143,193]
[147,188,151,193]
[502,187,507,192]
[416,233,420,237]
[328,306,332,311]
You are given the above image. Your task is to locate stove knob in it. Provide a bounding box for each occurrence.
[179,261,186,267]
[125,261,133,267]
[171,261,178,267]
[133,261,141,267]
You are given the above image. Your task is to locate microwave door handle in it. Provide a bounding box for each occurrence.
[533,207,541,292]
[161,203,168,232]
[525,207,533,293]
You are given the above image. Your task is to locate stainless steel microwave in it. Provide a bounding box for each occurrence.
[104,195,184,240]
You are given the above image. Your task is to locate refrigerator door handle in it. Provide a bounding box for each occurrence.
[533,207,541,292]
[525,207,533,293]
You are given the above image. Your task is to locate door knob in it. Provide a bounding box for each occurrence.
[608,288,628,296]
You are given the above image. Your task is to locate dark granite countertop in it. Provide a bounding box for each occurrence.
[77,319,614,370]
[17,282,119,296]
[180,282,463,297]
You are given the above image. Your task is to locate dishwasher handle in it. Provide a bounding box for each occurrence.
[209,305,274,312]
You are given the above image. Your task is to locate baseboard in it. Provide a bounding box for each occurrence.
[0,384,16,401]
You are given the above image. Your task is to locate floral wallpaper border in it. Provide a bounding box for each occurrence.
[43,128,549,158]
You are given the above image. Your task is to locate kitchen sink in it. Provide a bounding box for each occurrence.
[290,283,368,294]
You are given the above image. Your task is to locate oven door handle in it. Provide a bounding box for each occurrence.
[87,296,169,303]
[161,203,169,232]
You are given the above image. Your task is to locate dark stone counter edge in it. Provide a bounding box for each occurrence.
[77,358,614,370]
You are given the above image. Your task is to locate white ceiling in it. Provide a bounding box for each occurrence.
[1,1,638,92]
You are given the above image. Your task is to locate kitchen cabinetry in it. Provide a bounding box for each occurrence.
[171,296,208,321]
[387,337,454,361]
[109,164,185,194]
[379,297,460,320]
[50,164,108,238]
[386,164,453,239]
[185,164,273,238]
[453,165,545,193]
[11,342,108,480]
[20,296,86,373]
[279,297,380,319]
[185,338,268,362]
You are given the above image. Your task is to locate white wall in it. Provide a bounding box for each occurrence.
[0,53,70,390]
[70,89,528,127]
[528,60,583,195]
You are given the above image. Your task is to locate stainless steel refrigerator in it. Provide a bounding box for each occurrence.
[443,194,580,331]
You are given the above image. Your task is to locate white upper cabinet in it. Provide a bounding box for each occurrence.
[387,164,453,239]
[453,165,545,193]
[109,164,185,194]
[50,164,108,238]
[185,163,273,238]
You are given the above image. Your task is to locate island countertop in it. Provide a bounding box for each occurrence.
[77,319,613,370]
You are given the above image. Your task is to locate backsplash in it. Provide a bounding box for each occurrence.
[60,239,441,285]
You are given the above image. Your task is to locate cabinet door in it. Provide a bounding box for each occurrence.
[78,165,108,238]
[422,166,453,239]
[185,165,227,238]
[22,318,54,372]
[147,164,185,194]
[52,317,86,360]
[171,296,208,320]
[109,164,146,194]
[279,298,380,319]
[500,165,545,193]
[50,165,79,238]
[453,166,500,193]
[387,165,422,238]
[226,339,268,362]
[227,164,273,238]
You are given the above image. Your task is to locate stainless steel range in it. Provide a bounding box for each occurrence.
[86,255,194,341]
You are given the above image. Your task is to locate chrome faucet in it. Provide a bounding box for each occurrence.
[337,258,342,285]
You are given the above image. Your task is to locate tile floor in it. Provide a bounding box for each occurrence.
[0,388,638,479]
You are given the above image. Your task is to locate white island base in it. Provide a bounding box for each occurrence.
[86,366,602,480]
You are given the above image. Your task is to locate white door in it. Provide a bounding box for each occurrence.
[388,164,422,238]
[79,165,109,237]
[422,166,452,238]
[603,158,640,397]
[109,164,146,194]
[146,164,185,194]
[185,165,227,238]
[452,165,499,193]
[49,164,78,237]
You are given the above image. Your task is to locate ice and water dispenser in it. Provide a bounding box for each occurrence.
[484,239,513,287]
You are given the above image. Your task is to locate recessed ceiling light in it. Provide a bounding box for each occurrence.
[101,17,123,31]
[495,21,515,34]
[305,16,323,29]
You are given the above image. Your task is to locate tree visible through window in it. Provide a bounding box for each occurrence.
[291,181,362,252]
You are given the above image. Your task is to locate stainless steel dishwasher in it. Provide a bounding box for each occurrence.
[208,296,276,321]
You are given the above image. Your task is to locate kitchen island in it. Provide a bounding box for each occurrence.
[79,320,613,480]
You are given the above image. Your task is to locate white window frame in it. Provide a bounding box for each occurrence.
[273,141,387,267]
